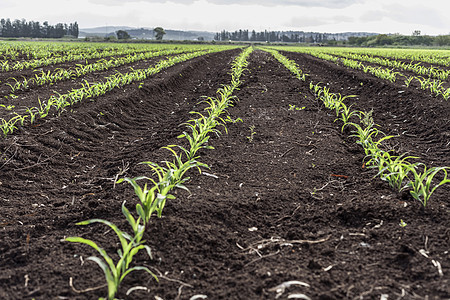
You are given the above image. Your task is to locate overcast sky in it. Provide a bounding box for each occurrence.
[1,0,449,35]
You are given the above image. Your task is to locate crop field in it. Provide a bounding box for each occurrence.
[0,42,449,299]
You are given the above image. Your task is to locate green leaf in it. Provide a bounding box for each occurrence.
[65,237,116,278]
[122,201,136,231]
[120,266,158,283]
[86,256,117,299]
[136,203,146,221]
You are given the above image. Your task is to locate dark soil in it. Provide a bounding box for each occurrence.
[0,48,448,300]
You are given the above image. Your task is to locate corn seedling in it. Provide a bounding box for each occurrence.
[224,115,243,124]
[66,217,157,300]
[5,77,21,93]
[13,113,28,126]
[161,146,209,186]
[0,104,15,111]
[348,119,394,159]
[429,80,444,97]
[443,88,450,101]
[118,175,175,226]
[358,109,374,127]
[0,115,22,136]
[289,104,305,111]
[405,165,450,207]
[25,107,37,124]
[416,76,432,90]
[336,103,359,132]
[368,152,418,192]
[37,98,53,118]
[120,151,207,226]
[178,116,218,160]
[404,76,414,87]
[247,125,256,143]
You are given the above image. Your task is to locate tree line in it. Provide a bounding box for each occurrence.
[0,18,79,38]
[214,30,330,43]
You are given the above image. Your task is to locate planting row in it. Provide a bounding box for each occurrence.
[273,47,450,100]
[65,46,253,300]
[306,47,450,67]
[262,48,450,207]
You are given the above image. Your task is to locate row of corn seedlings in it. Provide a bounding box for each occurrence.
[340,57,450,100]
[320,50,450,81]
[0,42,223,72]
[302,46,450,67]
[1,47,201,95]
[298,49,450,101]
[0,41,112,60]
[0,49,236,137]
[341,57,399,82]
[64,46,252,300]
[263,48,450,208]
[0,44,148,72]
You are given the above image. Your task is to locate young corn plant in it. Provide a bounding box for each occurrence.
[405,165,450,207]
[368,152,418,192]
[429,80,444,97]
[332,94,356,116]
[404,76,414,87]
[247,125,256,143]
[158,146,210,188]
[120,147,208,227]
[65,216,157,300]
[0,104,15,111]
[0,115,23,136]
[5,77,21,94]
[348,118,394,160]
[118,175,175,227]
[417,76,432,90]
[336,103,359,132]
[37,98,53,118]
[25,107,38,124]
[443,88,450,101]
[177,113,221,160]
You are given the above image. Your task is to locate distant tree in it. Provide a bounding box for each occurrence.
[220,30,229,41]
[374,34,392,45]
[68,22,79,38]
[42,21,49,37]
[412,30,421,36]
[116,30,131,40]
[281,34,290,42]
[31,21,41,37]
[242,30,249,41]
[154,27,166,40]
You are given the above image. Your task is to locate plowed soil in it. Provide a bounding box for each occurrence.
[0,48,448,300]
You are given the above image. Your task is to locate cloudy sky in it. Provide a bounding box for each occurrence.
[1,0,449,35]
